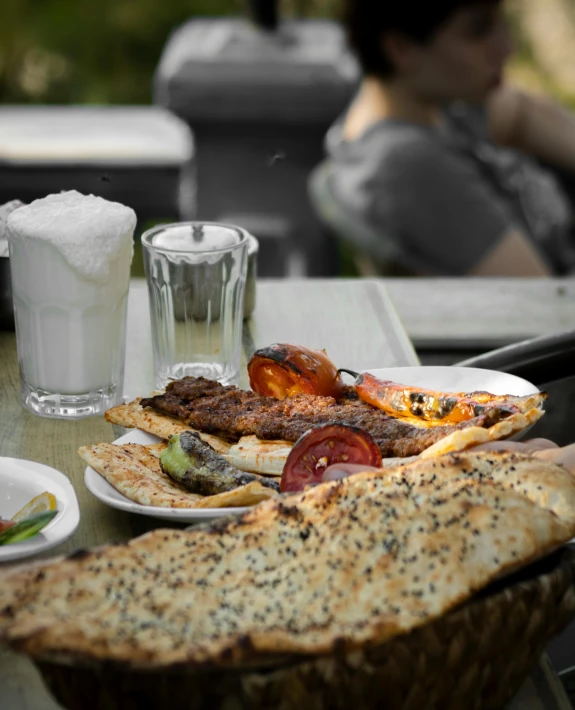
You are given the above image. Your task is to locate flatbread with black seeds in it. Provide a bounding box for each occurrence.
[1,452,573,668]
[361,450,575,525]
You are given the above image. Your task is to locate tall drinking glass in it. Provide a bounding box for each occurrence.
[142,222,250,389]
[7,191,135,418]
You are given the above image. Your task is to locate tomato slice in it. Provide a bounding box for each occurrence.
[248,344,344,400]
[280,424,382,493]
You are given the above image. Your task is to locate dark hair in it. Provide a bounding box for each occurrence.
[344,0,502,78]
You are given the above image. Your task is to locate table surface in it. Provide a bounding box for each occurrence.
[385,276,575,350]
[0,278,571,710]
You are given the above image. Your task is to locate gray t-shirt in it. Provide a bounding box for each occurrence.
[323,103,575,275]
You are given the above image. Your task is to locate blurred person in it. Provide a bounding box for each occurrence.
[311,0,575,276]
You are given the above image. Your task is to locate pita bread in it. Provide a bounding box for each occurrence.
[145,441,168,458]
[225,435,292,476]
[0,453,572,668]
[79,443,278,509]
[104,400,232,455]
[418,407,544,458]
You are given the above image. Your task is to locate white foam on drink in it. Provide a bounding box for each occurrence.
[7,190,136,282]
[150,224,239,252]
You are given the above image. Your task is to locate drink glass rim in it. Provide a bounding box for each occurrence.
[141,221,250,256]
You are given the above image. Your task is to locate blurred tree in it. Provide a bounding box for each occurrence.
[0,0,245,104]
[0,0,572,107]
[0,0,342,105]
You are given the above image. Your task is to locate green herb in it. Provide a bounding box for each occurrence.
[0,511,58,546]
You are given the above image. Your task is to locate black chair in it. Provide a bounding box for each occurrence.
[308,161,411,276]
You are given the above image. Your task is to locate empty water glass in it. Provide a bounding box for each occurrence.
[142,222,250,389]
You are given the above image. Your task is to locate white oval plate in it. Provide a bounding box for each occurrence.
[84,366,541,523]
[0,458,80,562]
[84,430,250,524]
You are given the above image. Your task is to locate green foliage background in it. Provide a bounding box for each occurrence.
[0,0,340,105]
[1,0,574,108]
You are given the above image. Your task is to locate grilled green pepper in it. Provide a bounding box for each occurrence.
[161,431,280,496]
[0,510,58,546]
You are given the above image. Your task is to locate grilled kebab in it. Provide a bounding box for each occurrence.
[141,377,511,459]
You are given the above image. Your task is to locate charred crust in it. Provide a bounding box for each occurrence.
[498,406,517,419]
[180,430,214,454]
[220,647,234,661]
[238,634,254,651]
[206,518,236,535]
[332,636,348,653]
[253,345,303,375]
[66,548,92,561]
[484,408,502,426]
[276,503,305,522]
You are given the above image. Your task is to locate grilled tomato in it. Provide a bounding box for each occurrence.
[248,344,344,399]
[280,424,382,493]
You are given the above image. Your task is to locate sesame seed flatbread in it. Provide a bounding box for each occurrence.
[366,450,575,526]
[1,452,573,668]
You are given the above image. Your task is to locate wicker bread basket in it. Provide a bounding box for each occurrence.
[33,547,575,710]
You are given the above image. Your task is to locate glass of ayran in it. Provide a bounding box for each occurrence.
[6,191,135,418]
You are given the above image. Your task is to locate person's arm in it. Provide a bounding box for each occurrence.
[469,228,550,276]
[487,84,575,172]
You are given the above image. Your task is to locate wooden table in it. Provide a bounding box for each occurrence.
[0,278,571,710]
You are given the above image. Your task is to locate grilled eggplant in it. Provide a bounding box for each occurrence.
[160,431,280,496]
